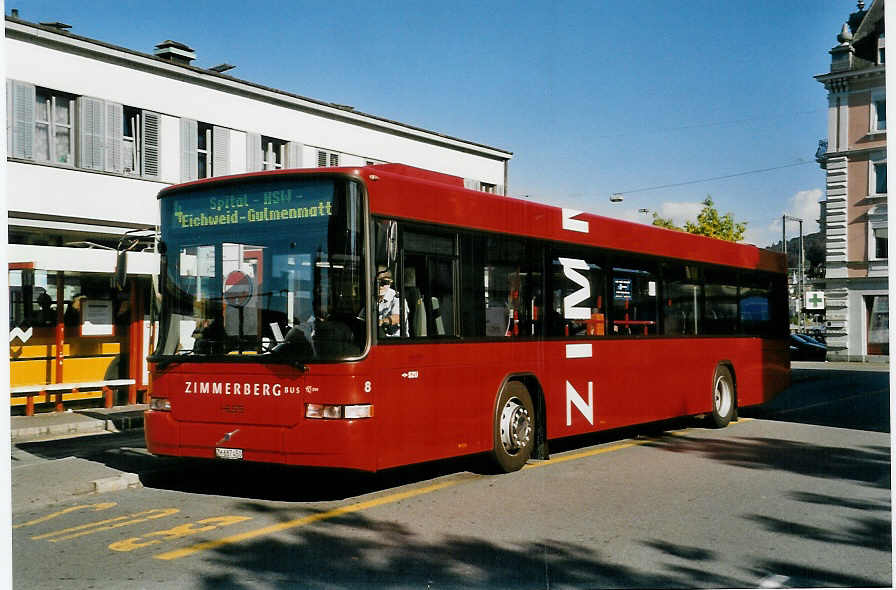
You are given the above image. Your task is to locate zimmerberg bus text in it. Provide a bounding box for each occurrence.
[183,381,304,396]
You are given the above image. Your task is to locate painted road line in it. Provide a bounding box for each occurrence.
[13,502,117,529]
[110,516,253,552]
[154,419,752,560]
[33,508,179,542]
[523,418,751,470]
[154,479,465,561]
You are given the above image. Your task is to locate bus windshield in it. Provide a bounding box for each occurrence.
[154,176,366,364]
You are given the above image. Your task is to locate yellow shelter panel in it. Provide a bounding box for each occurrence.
[10,356,118,388]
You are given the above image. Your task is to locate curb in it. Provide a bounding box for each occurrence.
[12,419,108,442]
[91,472,142,494]
[11,405,148,443]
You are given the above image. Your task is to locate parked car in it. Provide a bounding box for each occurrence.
[790,333,827,361]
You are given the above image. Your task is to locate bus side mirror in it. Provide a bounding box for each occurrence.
[386,220,398,267]
[113,250,128,291]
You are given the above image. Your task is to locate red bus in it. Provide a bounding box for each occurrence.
[145,163,789,473]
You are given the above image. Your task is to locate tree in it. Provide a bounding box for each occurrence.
[651,196,747,242]
[650,212,681,231]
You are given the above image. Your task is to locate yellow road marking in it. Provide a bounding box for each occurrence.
[110,516,252,552]
[14,502,117,529]
[154,418,752,560]
[34,508,179,542]
[154,479,462,560]
[524,419,750,470]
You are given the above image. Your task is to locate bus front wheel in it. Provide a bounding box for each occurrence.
[711,365,736,428]
[490,381,535,473]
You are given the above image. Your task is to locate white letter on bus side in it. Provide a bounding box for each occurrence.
[558,258,591,320]
[561,209,589,233]
[566,381,594,426]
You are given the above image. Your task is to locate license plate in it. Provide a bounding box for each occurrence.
[215,447,243,460]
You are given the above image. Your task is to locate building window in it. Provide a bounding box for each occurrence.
[317,149,339,167]
[34,88,75,165]
[866,295,888,355]
[6,80,160,178]
[878,34,886,65]
[108,104,161,178]
[262,136,287,170]
[871,91,886,132]
[867,204,887,262]
[875,231,887,258]
[870,153,887,196]
[121,106,139,174]
[245,134,302,171]
[480,182,497,194]
[181,119,230,181]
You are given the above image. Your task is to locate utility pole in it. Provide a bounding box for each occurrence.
[784,215,804,331]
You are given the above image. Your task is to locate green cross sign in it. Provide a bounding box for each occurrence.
[806,291,824,310]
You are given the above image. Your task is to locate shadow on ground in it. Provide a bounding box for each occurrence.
[172,501,890,589]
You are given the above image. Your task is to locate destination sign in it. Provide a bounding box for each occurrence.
[168,187,334,231]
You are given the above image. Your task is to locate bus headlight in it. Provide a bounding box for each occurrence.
[306,404,373,420]
[150,398,171,411]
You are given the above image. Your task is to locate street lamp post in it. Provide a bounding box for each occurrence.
[783,215,805,331]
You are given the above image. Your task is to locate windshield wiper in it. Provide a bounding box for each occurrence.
[151,349,201,371]
[261,348,308,372]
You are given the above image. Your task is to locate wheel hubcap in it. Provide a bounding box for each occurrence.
[500,397,531,454]
[714,377,732,417]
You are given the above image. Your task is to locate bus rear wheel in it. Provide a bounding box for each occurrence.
[490,381,535,473]
[711,365,735,428]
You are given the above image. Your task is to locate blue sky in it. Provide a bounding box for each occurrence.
[12,0,856,246]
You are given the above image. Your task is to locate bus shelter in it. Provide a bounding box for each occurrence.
[8,246,158,415]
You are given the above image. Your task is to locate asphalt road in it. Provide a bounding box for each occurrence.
[11,364,891,589]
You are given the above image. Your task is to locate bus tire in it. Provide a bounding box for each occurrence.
[490,381,536,473]
[711,365,736,428]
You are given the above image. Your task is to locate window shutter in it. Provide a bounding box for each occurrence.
[329,152,339,167]
[77,96,105,170]
[11,80,35,159]
[496,184,505,196]
[317,150,327,167]
[105,102,123,173]
[180,118,198,182]
[6,81,11,156]
[287,141,303,168]
[463,178,478,190]
[141,111,161,179]
[212,126,230,177]
[246,132,262,172]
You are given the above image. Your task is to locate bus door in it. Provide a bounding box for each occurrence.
[374,224,467,466]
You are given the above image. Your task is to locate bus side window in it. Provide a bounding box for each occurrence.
[611,262,657,336]
[399,230,457,339]
[740,272,773,336]
[662,263,702,336]
[703,267,739,335]
[483,237,543,338]
[550,252,606,338]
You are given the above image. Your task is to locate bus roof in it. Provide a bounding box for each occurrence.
[158,163,784,274]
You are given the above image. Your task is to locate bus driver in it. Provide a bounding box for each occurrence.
[377,272,402,337]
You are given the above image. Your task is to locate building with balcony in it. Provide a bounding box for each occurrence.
[815,0,887,361]
[6,14,512,411]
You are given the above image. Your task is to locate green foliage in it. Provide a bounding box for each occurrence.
[650,212,682,231]
[651,196,747,242]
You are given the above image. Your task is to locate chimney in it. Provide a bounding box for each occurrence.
[154,40,196,66]
[39,21,72,32]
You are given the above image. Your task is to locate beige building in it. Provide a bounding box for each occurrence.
[815,0,887,361]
